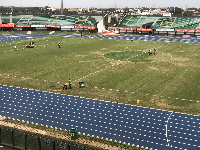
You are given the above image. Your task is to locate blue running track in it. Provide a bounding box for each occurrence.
[0,85,200,150]
[0,34,200,43]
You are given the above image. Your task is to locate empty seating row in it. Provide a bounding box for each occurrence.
[0,15,103,27]
[119,16,200,29]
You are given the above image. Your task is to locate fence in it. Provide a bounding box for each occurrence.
[0,127,104,150]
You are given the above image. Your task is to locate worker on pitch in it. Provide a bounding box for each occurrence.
[14,45,17,51]
[58,42,61,48]
[154,48,156,55]
[63,79,71,90]
[69,79,71,89]
[63,83,68,90]
[148,50,152,56]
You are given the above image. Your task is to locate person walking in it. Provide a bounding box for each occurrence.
[58,42,61,48]
[154,48,156,55]
[69,79,71,89]
[148,50,152,56]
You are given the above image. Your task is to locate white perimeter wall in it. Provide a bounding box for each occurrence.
[97,15,106,33]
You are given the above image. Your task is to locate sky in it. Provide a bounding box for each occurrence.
[0,0,199,8]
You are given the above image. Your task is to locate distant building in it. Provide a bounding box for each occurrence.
[150,9,160,15]
[68,8,80,12]
[47,7,56,11]
[141,10,150,15]
[116,9,125,13]
[95,11,103,14]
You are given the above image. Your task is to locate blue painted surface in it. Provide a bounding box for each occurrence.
[0,34,200,43]
[0,85,200,150]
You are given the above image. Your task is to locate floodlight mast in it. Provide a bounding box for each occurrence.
[61,0,63,14]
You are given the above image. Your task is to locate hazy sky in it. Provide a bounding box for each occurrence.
[0,0,199,8]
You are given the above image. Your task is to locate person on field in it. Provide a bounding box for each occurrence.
[148,50,152,56]
[58,42,61,48]
[14,45,17,51]
[63,83,68,90]
[154,48,156,55]
[131,38,133,42]
[29,41,32,46]
[69,79,71,89]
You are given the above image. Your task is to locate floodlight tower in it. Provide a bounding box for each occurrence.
[61,0,63,14]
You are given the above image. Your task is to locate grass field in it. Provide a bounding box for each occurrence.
[0,35,200,116]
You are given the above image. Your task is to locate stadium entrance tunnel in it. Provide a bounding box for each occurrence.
[104,51,152,62]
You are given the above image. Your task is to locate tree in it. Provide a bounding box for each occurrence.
[169,7,183,16]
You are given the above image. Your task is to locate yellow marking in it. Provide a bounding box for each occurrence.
[136,16,142,24]
[160,17,176,28]
[77,16,87,23]
[16,15,33,25]
[127,16,143,27]
[51,15,65,25]
[75,16,89,25]
[197,19,200,28]
[167,17,176,27]
[52,16,58,25]
[160,18,166,27]
[125,16,133,25]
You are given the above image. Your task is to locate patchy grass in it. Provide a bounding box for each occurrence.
[0,36,200,117]
[104,51,151,62]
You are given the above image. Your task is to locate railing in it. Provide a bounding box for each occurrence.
[0,127,103,150]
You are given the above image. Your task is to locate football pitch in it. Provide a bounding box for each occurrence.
[0,35,200,115]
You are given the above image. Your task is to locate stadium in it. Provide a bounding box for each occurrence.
[0,14,200,36]
[0,6,200,150]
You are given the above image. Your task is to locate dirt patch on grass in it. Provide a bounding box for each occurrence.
[0,116,5,121]
[110,50,123,52]
[79,60,91,62]
[146,65,171,73]
[90,51,103,56]
[100,48,107,50]
[148,66,159,71]
[171,57,191,61]
[155,99,181,110]
[149,52,191,66]
[75,55,88,57]
[21,77,30,81]
[147,54,169,62]
[147,97,200,115]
